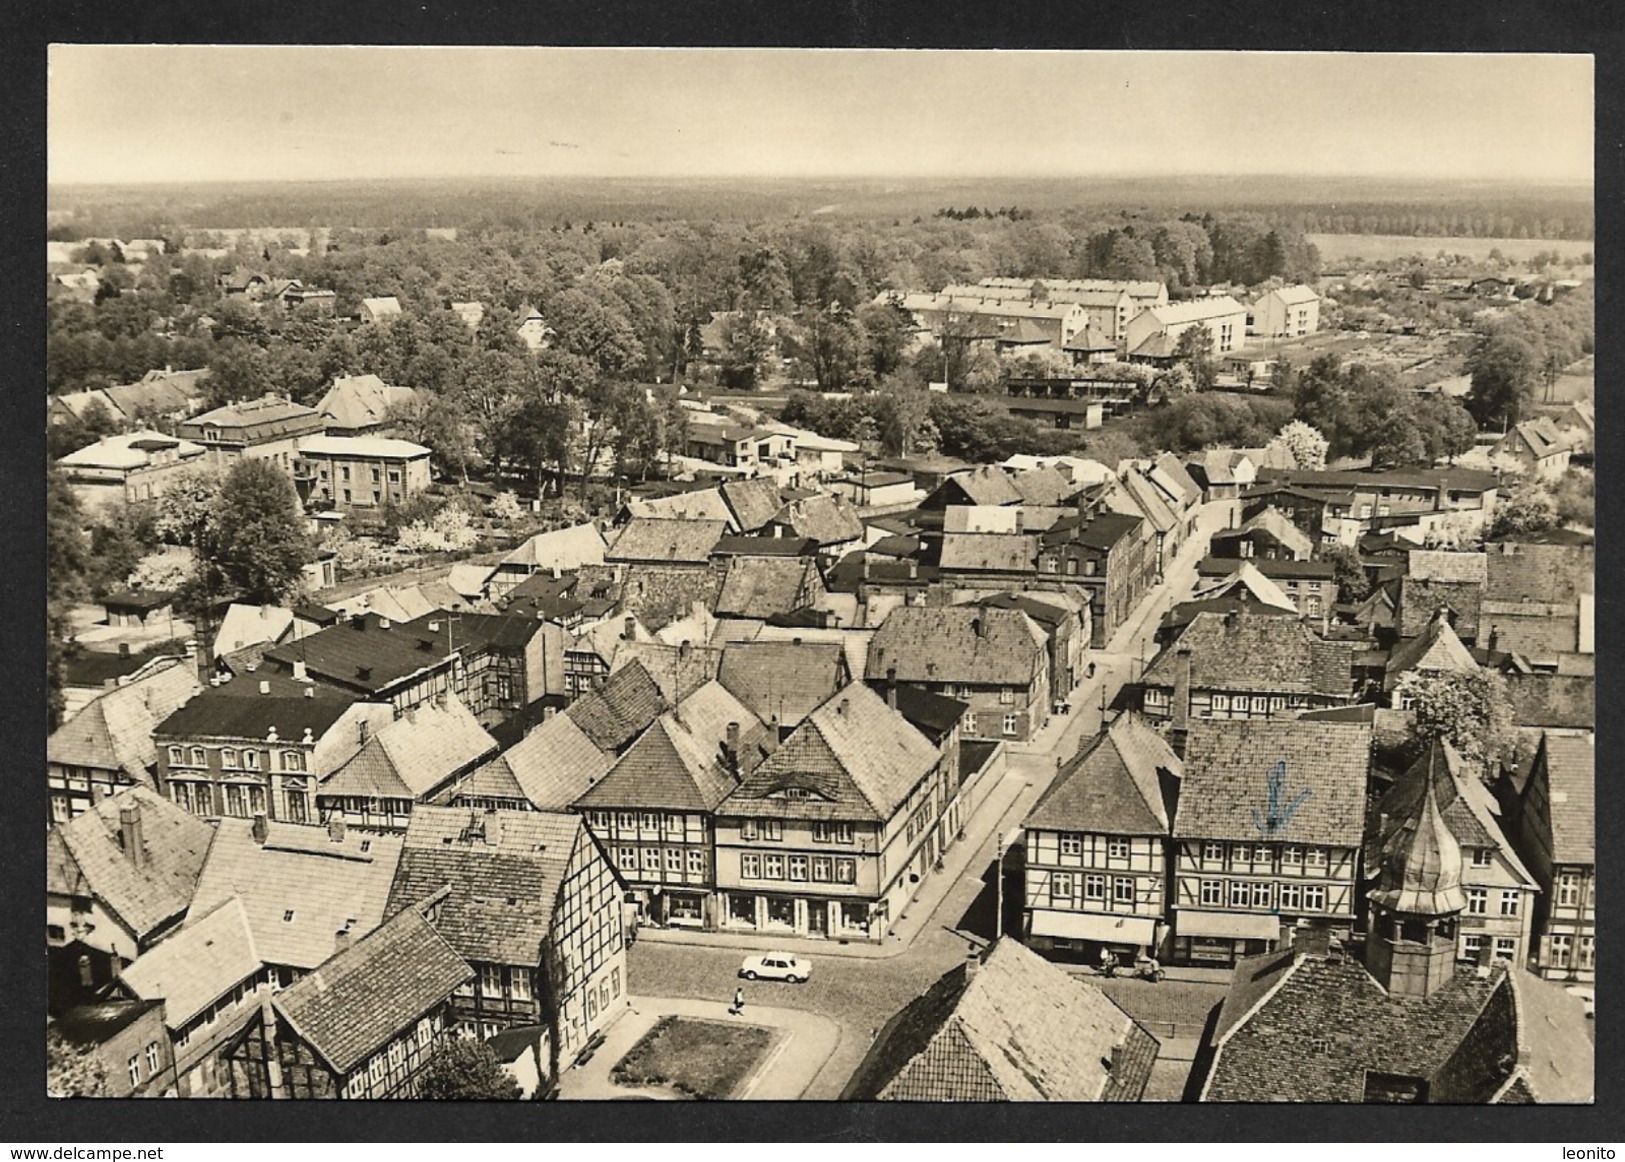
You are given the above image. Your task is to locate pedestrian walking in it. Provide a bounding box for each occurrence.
[730,986,745,1016]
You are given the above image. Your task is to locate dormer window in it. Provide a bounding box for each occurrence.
[782,788,809,800]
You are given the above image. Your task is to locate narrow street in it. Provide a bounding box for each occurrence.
[623,502,1231,1099]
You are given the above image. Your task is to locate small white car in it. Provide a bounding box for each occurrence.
[739,952,812,983]
[1566,985,1595,1019]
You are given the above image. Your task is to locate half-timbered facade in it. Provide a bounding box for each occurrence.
[1022,714,1180,961]
[1170,720,1370,966]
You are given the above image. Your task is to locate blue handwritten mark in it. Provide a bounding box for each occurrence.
[1252,760,1312,837]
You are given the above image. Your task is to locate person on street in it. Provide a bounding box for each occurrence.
[730,986,745,1016]
[1099,946,1116,977]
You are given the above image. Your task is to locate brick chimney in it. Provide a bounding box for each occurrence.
[333,927,352,955]
[251,813,269,845]
[118,802,144,868]
[623,616,637,641]
[1170,645,1194,735]
[886,666,899,710]
[327,814,346,842]
[726,721,741,772]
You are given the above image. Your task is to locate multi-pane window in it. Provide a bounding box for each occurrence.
[1499,891,1520,917]
[145,1043,160,1074]
[1305,848,1328,869]
[1060,834,1083,857]
[1281,846,1302,867]
[1578,936,1594,970]
[1558,873,1581,906]
[1302,884,1327,911]
[640,848,660,872]
[686,849,706,876]
[1002,715,1019,737]
[1202,842,1224,863]
[243,751,259,770]
[1462,933,1484,959]
[1279,883,1303,911]
[282,750,306,773]
[481,964,504,997]
[167,746,184,765]
[761,820,783,841]
[1471,848,1493,868]
[640,812,658,831]
[1549,934,1572,968]
[834,858,857,884]
[222,748,238,769]
[1114,877,1136,904]
[1229,880,1250,908]
[1084,874,1106,901]
[616,847,638,873]
[1466,888,1487,915]
[1051,872,1075,901]
[128,1056,141,1088]
[763,854,784,880]
[1250,881,1273,908]
[1494,937,1517,960]
[789,855,809,882]
[741,820,758,841]
[1200,880,1223,906]
[665,848,682,873]
[1107,838,1130,859]
[510,968,531,1001]
[190,747,206,767]
[741,854,762,880]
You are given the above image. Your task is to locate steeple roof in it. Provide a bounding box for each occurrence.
[1369,748,1466,916]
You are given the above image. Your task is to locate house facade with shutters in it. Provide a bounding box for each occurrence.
[714,683,949,943]
[1022,714,1181,962]
[1169,720,1371,967]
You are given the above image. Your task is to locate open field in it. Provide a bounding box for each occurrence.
[1310,233,1594,265]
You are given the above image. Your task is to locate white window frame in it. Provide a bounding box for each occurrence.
[1200,879,1223,906]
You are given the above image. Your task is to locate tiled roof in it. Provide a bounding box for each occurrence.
[938,533,1038,574]
[274,902,472,1076]
[611,640,723,704]
[1175,719,1371,847]
[1217,506,1314,559]
[1259,284,1320,307]
[1484,541,1593,605]
[608,517,728,564]
[1398,576,1484,641]
[48,658,202,780]
[1027,713,1178,836]
[718,641,847,729]
[1043,510,1143,551]
[1142,296,1246,325]
[385,808,585,967]
[754,625,875,685]
[1008,466,1073,507]
[319,695,497,800]
[1480,604,1579,662]
[564,660,668,752]
[1151,453,1203,509]
[263,613,453,695]
[710,534,818,558]
[1510,969,1595,1102]
[1142,612,1355,699]
[1503,673,1594,730]
[845,939,1158,1101]
[624,491,736,528]
[718,478,786,533]
[867,606,1046,688]
[186,818,405,971]
[212,603,294,659]
[1198,555,1335,582]
[1203,954,1517,1102]
[154,688,359,743]
[713,556,823,620]
[721,683,939,822]
[469,713,613,810]
[183,395,323,432]
[1187,561,1298,613]
[939,465,1024,507]
[46,786,215,943]
[500,523,607,572]
[772,494,865,547]
[119,898,261,1027]
[575,682,764,813]
[314,375,417,433]
[1536,733,1593,865]
[1408,550,1487,585]
[1118,470,1179,535]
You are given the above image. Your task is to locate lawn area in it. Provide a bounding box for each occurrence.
[610,1016,776,1100]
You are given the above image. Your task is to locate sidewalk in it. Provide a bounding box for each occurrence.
[638,759,1035,961]
[556,994,841,1101]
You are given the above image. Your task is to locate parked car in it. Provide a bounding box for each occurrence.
[1566,985,1595,1019]
[739,952,812,983]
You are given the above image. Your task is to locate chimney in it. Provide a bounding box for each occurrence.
[1292,925,1331,959]
[428,620,440,633]
[378,617,391,630]
[327,814,346,842]
[1487,626,1499,653]
[303,686,315,699]
[964,946,982,980]
[333,927,352,955]
[292,659,308,683]
[259,679,272,695]
[1224,608,1239,631]
[726,721,741,770]
[251,813,268,844]
[118,803,144,868]
[1171,645,1194,735]
[906,559,918,580]
[77,953,94,989]
[623,616,636,641]
[886,666,898,709]
[971,616,985,639]
[351,614,366,631]
[838,697,850,717]
[118,642,131,658]
[1475,939,1496,974]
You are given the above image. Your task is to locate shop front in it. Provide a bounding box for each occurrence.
[1172,909,1283,967]
[1027,910,1160,963]
[714,893,878,941]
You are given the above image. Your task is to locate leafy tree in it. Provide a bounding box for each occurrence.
[1466,332,1539,428]
[715,311,777,391]
[1488,479,1558,539]
[47,397,121,459]
[1153,363,1197,401]
[783,305,869,393]
[1172,325,1217,391]
[86,504,159,597]
[1267,420,1329,470]
[1551,468,1594,529]
[202,460,315,604]
[1319,543,1371,602]
[1395,669,1520,770]
[875,373,932,457]
[416,1038,522,1101]
[47,1027,109,1098]
[46,465,90,729]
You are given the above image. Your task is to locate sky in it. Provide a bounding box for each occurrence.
[47,48,1594,186]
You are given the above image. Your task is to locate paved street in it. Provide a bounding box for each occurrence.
[627,504,1229,1099]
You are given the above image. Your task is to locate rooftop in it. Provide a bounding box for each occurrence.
[1027,714,1179,836]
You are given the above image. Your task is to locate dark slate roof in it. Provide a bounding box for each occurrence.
[843,939,1158,1101]
[867,606,1046,688]
[1373,742,1496,856]
[563,661,668,753]
[53,999,165,1048]
[154,689,359,741]
[1042,510,1144,551]
[718,641,847,728]
[385,809,584,967]
[1175,720,1370,847]
[1504,673,1594,730]
[883,684,969,745]
[710,535,818,558]
[1027,714,1179,836]
[1203,954,1517,1103]
[263,613,453,694]
[1142,612,1355,699]
[45,787,214,941]
[1198,555,1336,580]
[274,901,471,1077]
[1484,541,1593,605]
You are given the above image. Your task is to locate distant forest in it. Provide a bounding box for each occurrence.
[47,174,1594,241]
